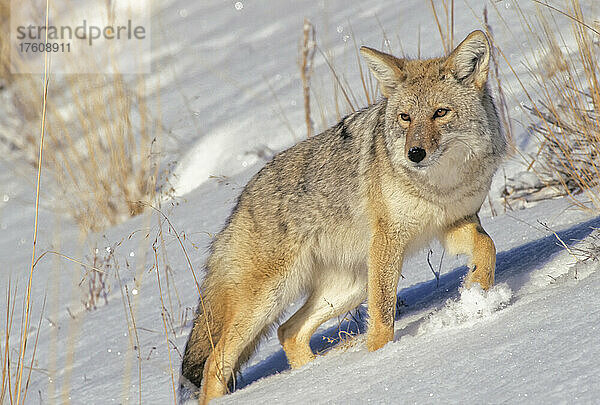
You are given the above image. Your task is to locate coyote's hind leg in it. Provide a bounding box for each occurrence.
[278,272,366,369]
[200,282,287,404]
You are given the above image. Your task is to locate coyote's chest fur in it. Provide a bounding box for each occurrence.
[380,179,486,250]
[305,169,488,279]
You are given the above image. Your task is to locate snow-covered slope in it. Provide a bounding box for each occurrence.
[1,0,599,404]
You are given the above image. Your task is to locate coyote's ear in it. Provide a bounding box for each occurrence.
[446,30,490,90]
[360,46,405,98]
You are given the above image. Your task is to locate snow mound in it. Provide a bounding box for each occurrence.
[418,283,512,335]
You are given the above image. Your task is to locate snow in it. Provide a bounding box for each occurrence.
[1,0,600,404]
[416,283,513,335]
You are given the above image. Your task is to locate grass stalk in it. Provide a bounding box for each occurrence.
[300,19,316,137]
[15,1,49,403]
[153,243,177,404]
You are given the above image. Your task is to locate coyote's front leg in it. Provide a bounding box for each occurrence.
[444,215,496,290]
[367,220,405,352]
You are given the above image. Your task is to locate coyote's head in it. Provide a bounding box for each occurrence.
[361,31,504,181]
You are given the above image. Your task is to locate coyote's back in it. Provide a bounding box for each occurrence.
[181,30,505,404]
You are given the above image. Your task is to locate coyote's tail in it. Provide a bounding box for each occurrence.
[179,290,224,400]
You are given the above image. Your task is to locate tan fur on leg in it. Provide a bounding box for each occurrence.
[278,275,367,368]
[444,215,496,290]
[277,298,318,369]
[278,330,315,369]
[200,340,231,405]
[366,220,404,352]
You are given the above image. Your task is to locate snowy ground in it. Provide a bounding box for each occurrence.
[1,0,600,404]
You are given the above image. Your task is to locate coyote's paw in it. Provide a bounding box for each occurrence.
[464,265,494,291]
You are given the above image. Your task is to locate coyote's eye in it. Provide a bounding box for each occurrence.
[433,108,449,118]
[399,113,411,122]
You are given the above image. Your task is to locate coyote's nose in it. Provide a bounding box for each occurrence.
[407,147,426,163]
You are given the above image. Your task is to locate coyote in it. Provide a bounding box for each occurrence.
[181,30,506,403]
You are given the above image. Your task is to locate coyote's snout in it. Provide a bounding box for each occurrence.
[181,30,505,404]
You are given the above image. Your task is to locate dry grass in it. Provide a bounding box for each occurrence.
[300,19,316,138]
[81,246,114,311]
[4,76,161,235]
[8,73,161,234]
[571,227,600,263]
[4,208,192,403]
[153,241,178,404]
[319,308,365,354]
[309,27,382,131]
[528,1,600,210]
[1,0,164,234]
[0,0,168,402]
[429,0,455,56]
[497,0,600,211]
[1,280,17,404]
[1,2,52,404]
[0,0,10,83]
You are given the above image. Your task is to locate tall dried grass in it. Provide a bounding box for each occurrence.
[9,73,160,233]
[300,19,316,138]
[0,0,10,83]
[499,0,600,210]
[309,26,382,131]
[530,1,600,210]
[1,0,167,402]
[429,0,454,56]
[1,1,52,403]
[1,0,163,234]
